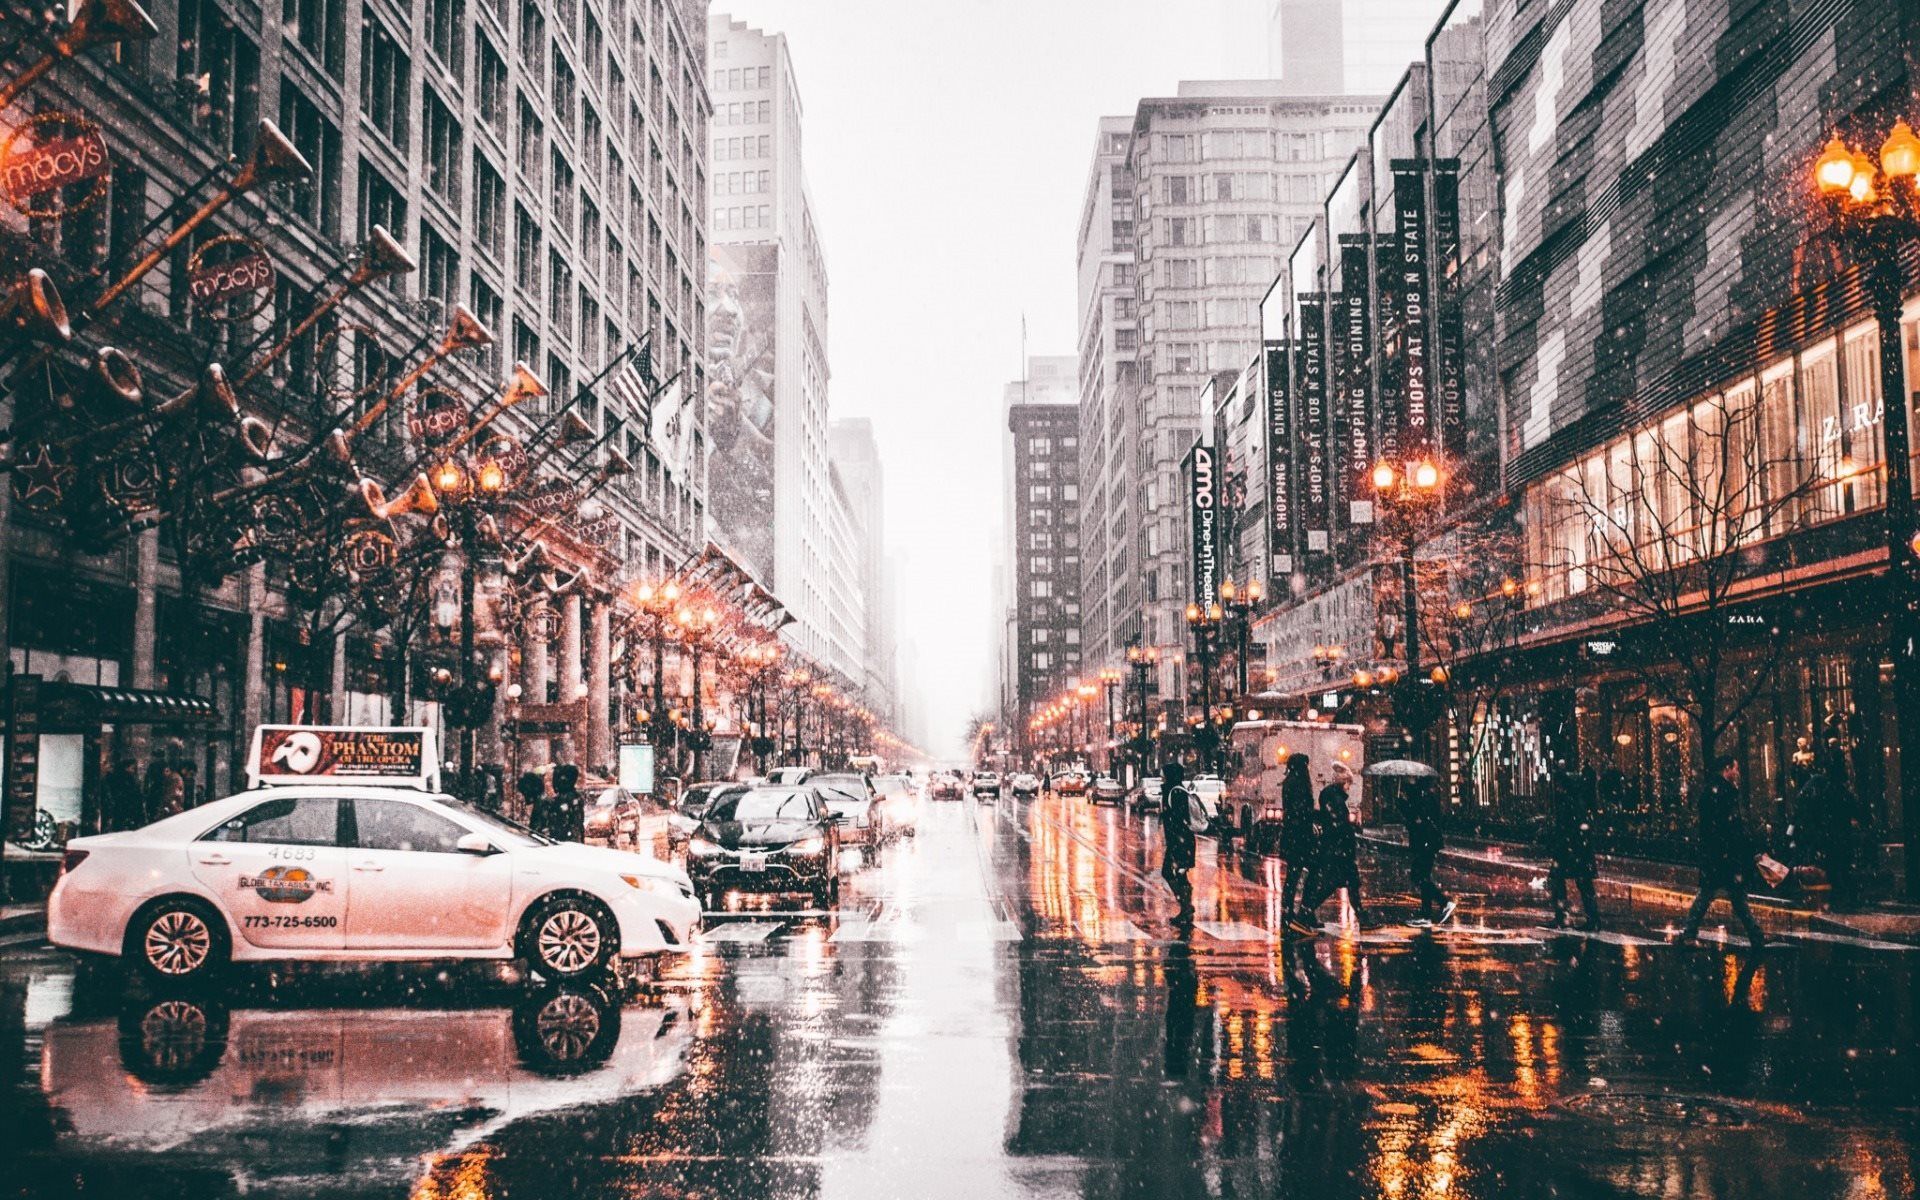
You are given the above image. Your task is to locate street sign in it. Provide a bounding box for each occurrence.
[618,742,655,793]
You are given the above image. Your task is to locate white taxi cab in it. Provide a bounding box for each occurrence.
[47,726,699,984]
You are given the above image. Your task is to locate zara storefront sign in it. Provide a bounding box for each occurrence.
[1189,443,1219,611]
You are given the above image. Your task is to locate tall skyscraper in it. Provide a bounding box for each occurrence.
[830,418,897,718]
[1076,117,1144,674]
[1266,0,1456,95]
[1000,357,1081,750]
[1113,83,1375,702]
[706,15,851,680]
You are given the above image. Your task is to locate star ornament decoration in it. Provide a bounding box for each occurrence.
[14,443,74,509]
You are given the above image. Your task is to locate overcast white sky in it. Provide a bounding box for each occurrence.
[715,1,1270,758]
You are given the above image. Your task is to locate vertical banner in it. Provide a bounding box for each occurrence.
[1188,443,1220,612]
[1337,236,1374,528]
[1375,237,1402,467]
[1297,294,1330,556]
[1432,159,1467,460]
[1391,159,1432,461]
[1264,340,1294,580]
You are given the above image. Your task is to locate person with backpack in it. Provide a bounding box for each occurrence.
[1400,775,1456,927]
[1543,760,1603,930]
[1288,762,1374,937]
[1161,760,1198,931]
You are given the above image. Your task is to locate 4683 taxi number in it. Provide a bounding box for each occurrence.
[242,914,338,929]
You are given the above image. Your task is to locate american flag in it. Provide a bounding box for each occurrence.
[607,345,653,431]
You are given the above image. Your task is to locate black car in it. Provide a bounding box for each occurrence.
[687,785,841,910]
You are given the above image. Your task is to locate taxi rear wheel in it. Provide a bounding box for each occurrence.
[129,898,229,985]
[520,895,618,980]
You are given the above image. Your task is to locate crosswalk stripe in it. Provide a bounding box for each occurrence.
[1781,929,1918,951]
[1535,927,1664,946]
[1195,920,1272,942]
[701,921,785,943]
[958,919,1024,943]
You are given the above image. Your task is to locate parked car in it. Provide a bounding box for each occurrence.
[668,782,746,849]
[930,774,965,802]
[49,786,700,984]
[972,771,1003,800]
[810,774,884,848]
[1090,776,1126,806]
[685,785,840,910]
[583,787,644,847]
[1009,773,1042,798]
[1052,771,1089,797]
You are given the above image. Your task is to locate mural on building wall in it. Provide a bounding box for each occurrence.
[706,243,778,586]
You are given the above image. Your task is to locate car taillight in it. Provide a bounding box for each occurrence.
[61,848,90,874]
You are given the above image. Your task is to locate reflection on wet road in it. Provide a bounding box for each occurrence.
[4,792,1916,1198]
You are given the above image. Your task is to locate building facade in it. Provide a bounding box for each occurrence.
[1003,362,1081,752]
[2,0,717,829]
[705,15,847,678]
[829,417,897,720]
[1075,116,1143,674]
[1120,82,1377,705]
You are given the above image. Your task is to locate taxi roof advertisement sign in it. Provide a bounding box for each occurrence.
[248,726,439,791]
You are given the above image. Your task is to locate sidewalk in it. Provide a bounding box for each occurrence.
[0,903,47,949]
[1356,827,1920,945]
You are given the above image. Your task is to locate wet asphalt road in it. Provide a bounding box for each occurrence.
[3,792,1917,1199]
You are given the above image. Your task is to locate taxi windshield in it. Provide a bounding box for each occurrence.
[439,799,548,847]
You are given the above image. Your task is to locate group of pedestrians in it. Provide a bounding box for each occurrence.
[1159,753,1455,938]
[516,763,586,843]
[1156,744,1804,951]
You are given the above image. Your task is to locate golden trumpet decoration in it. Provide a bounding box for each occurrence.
[350,303,492,437]
[0,0,158,111]
[235,225,414,389]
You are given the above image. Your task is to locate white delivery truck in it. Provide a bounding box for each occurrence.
[1220,720,1368,847]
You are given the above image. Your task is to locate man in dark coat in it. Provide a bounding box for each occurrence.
[1278,754,1315,920]
[1793,762,1860,907]
[1544,762,1603,930]
[1400,776,1456,926]
[550,763,586,843]
[1678,755,1767,950]
[517,771,549,834]
[1290,763,1373,936]
[1161,761,1197,931]
[101,759,146,833]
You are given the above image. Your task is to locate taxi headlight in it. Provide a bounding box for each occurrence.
[688,836,722,857]
[785,836,826,856]
[621,873,681,896]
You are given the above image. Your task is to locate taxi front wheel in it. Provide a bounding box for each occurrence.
[520,895,618,980]
[128,897,229,985]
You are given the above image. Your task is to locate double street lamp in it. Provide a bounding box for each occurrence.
[1098,667,1121,775]
[1218,577,1265,697]
[1812,119,1920,897]
[1184,600,1225,771]
[1125,642,1159,778]
[1372,456,1444,747]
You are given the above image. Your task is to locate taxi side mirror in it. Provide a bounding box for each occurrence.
[456,832,496,855]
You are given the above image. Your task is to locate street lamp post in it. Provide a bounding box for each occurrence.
[1219,578,1265,697]
[1076,682,1098,762]
[675,602,719,780]
[1185,601,1223,772]
[1126,642,1159,781]
[1372,457,1444,749]
[1099,667,1121,775]
[1813,123,1920,897]
[430,452,511,799]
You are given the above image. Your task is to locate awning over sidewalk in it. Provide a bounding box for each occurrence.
[41,683,219,727]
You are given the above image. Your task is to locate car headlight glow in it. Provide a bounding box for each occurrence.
[785,836,826,855]
[688,836,722,857]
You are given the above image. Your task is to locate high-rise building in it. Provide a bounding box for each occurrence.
[1001,358,1081,751]
[1266,0,1454,96]
[1116,83,1375,701]
[830,418,897,718]
[0,0,716,794]
[1076,117,1144,674]
[705,15,848,677]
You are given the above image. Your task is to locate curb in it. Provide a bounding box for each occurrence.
[0,904,48,949]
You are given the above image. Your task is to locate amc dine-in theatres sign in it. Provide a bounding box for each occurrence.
[1188,443,1219,613]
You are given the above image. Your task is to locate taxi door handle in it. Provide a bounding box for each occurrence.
[352,861,385,872]
[195,853,231,866]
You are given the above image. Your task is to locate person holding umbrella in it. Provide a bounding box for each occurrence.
[1288,762,1374,937]
[1399,775,1456,927]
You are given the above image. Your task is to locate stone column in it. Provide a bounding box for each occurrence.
[239,563,266,733]
[126,527,159,763]
[330,629,350,724]
[588,600,612,774]
[560,593,583,763]
[522,598,551,770]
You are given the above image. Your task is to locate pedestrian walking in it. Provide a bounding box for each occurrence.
[1160,760,1197,931]
[518,770,549,834]
[550,763,586,843]
[1289,762,1373,937]
[1399,776,1456,927]
[1678,755,1768,950]
[101,758,146,833]
[1278,753,1315,920]
[1794,761,1860,907]
[1543,761,1603,930]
